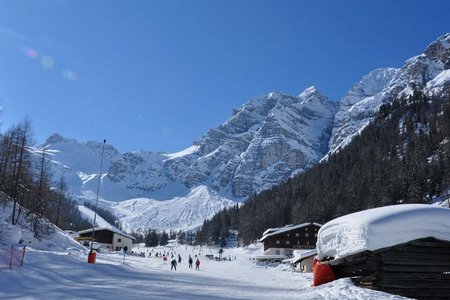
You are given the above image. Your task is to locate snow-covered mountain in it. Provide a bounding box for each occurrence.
[328,68,400,155]
[40,86,336,232]
[36,33,450,232]
[328,33,450,155]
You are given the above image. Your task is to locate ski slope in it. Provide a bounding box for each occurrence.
[0,243,410,300]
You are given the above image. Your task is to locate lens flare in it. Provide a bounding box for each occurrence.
[41,56,54,69]
[62,69,77,81]
[22,47,38,59]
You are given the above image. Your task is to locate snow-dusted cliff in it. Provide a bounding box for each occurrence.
[328,33,450,156]
[40,86,336,231]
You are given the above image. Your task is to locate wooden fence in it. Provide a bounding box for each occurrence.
[0,245,26,270]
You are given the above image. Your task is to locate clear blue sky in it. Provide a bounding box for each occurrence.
[0,0,449,153]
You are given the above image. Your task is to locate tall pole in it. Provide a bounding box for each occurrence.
[89,139,107,254]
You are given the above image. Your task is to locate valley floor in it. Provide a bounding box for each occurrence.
[0,244,410,300]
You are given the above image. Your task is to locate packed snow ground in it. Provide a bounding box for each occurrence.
[0,243,409,299]
[1,202,409,299]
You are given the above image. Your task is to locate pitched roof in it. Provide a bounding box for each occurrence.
[260,222,322,242]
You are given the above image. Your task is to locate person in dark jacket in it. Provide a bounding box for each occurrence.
[188,255,193,269]
[171,258,177,270]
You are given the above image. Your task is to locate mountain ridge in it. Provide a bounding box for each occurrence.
[37,33,450,232]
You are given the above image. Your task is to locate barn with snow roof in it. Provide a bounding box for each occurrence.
[315,204,450,300]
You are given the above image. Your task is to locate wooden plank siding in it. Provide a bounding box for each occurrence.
[328,237,450,300]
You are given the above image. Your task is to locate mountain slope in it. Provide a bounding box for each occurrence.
[40,87,336,231]
[329,33,450,155]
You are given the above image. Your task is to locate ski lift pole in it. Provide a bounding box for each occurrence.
[88,139,107,264]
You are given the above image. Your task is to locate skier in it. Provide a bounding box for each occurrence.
[195,258,200,270]
[188,255,193,269]
[178,254,182,264]
[171,258,177,270]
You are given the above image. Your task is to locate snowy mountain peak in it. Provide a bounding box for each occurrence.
[299,85,319,98]
[298,86,333,108]
[424,32,450,60]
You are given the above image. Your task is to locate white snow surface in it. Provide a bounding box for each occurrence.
[0,204,409,299]
[0,240,410,300]
[317,204,450,260]
[424,69,450,95]
[78,205,116,229]
[111,185,236,232]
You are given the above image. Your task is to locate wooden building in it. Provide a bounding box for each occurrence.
[259,223,322,258]
[327,237,450,300]
[77,227,135,252]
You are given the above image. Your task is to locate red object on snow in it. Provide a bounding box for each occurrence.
[87,252,96,264]
[312,258,336,286]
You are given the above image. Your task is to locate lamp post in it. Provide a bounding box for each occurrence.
[88,139,106,264]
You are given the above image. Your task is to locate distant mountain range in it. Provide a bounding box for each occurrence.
[35,33,450,233]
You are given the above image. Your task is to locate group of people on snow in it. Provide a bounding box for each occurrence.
[171,254,200,271]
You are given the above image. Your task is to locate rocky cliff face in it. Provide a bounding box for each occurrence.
[87,86,336,201]
[328,33,450,156]
[328,68,399,155]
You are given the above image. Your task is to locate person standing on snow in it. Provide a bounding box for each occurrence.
[178,254,182,264]
[171,258,177,270]
[195,258,200,270]
[188,255,193,269]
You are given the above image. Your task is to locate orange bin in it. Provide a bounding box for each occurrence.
[87,252,96,264]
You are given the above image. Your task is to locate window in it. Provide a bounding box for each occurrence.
[276,250,280,255]
[314,233,317,237]
[295,233,299,237]
[276,240,280,244]
[305,233,309,237]
[286,241,290,245]
[287,233,290,237]
[118,238,122,242]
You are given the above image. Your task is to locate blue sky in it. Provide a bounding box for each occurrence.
[0,0,449,153]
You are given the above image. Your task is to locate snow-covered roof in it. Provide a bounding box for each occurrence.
[78,227,135,240]
[255,255,286,261]
[292,249,317,264]
[316,204,450,260]
[260,222,322,242]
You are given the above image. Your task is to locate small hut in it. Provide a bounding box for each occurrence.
[316,204,450,300]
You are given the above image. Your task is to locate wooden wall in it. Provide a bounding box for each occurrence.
[329,237,450,300]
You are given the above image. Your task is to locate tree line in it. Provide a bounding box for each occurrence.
[0,118,91,239]
[130,229,196,247]
[197,89,450,245]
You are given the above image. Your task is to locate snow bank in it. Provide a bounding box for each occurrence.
[317,204,450,260]
[0,220,22,245]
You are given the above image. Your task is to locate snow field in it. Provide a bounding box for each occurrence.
[0,242,411,299]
